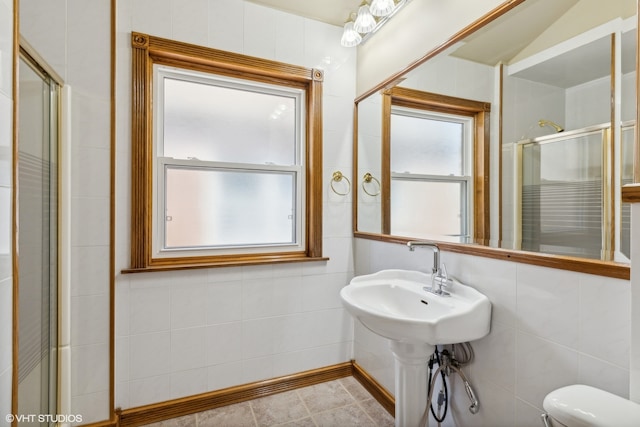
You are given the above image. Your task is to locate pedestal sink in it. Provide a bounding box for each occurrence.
[340,269,491,427]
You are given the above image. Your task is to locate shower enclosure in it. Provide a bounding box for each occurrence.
[17,47,60,423]
[511,122,633,261]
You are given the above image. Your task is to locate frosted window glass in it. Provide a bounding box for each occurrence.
[391,113,463,175]
[390,180,464,238]
[163,78,297,165]
[164,166,295,248]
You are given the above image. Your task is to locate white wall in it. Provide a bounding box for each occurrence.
[0,0,14,423]
[20,0,112,423]
[354,238,631,426]
[114,0,357,409]
[631,202,640,401]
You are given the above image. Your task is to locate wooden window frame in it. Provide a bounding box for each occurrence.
[381,87,490,245]
[127,32,325,272]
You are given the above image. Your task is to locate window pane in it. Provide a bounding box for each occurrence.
[164,166,295,249]
[390,180,464,239]
[391,113,463,175]
[163,77,297,165]
[521,133,602,258]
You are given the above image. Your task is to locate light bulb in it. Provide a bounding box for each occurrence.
[370,0,395,17]
[354,4,377,34]
[340,21,362,47]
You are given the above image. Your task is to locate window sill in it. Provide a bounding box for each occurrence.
[122,254,329,274]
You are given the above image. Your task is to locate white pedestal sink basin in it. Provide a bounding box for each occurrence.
[340,269,491,427]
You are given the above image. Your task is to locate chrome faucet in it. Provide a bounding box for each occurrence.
[407,241,451,296]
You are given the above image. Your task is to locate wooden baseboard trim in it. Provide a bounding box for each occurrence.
[80,418,118,427]
[116,361,395,426]
[117,362,354,426]
[351,361,395,417]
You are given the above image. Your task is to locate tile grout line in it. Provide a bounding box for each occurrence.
[338,377,385,424]
[247,399,260,427]
[354,399,381,426]
[294,388,318,426]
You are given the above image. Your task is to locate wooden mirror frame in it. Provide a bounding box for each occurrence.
[352,0,632,280]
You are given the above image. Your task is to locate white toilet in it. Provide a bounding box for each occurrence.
[542,384,640,427]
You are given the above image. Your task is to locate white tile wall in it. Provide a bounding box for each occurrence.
[0,365,11,427]
[502,75,566,144]
[115,0,357,409]
[353,238,632,426]
[630,203,640,401]
[0,0,13,99]
[565,76,611,128]
[18,0,67,81]
[170,0,209,47]
[20,0,112,423]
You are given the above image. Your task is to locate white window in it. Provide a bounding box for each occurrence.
[153,67,306,258]
[390,107,474,241]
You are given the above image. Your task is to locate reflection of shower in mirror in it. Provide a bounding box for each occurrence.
[538,119,564,133]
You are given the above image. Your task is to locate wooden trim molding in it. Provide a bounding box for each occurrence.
[622,184,640,203]
[80,420,118,427]
[115,362,393,427]
[129,32,324,272]
[381,92,392,235]
[110,0,116,419]
[11,0,19,423]
[604,33,616,260]
[352,362,395,417]
[354,231,630,280]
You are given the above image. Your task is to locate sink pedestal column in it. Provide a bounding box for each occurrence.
[389,341,435,427]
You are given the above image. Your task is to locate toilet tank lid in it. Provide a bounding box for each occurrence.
[543,385,640,427]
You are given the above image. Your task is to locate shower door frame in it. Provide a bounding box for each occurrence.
[13,40,64,425]
[513,123,614,260]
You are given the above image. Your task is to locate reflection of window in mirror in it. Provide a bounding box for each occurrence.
[381,87,490,245]
[128,32,325,270]
[390,109,472,239]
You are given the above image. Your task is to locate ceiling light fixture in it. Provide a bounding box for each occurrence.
[340,19,363,47]
[354,1,377,33]
[370,0,396,17]
[340,0,410,47]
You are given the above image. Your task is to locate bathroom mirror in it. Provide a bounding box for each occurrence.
[355,0,637,267]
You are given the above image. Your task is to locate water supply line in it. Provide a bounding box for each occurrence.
[419,343,480,427]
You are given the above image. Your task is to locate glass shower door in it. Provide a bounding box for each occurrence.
[17,52,59,424]
[519,127,608,259]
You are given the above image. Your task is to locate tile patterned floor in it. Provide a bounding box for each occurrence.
[143,377,395,426]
